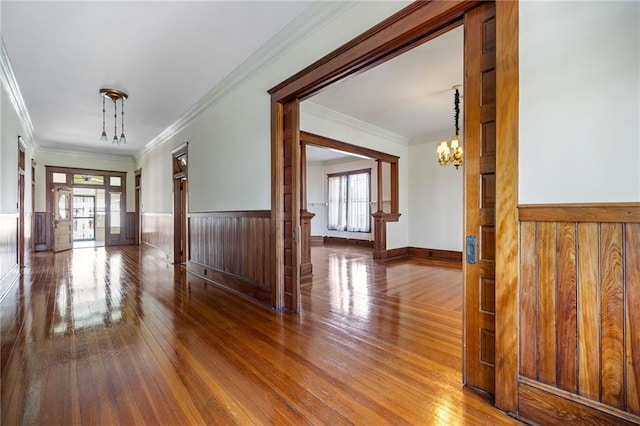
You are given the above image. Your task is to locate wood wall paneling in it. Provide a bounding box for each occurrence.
[124,212,137,245]
[625,223,640,415]
[141,213,174,260]
[187,211,272,306]
[34,212,48,251]
[518,204,640,423]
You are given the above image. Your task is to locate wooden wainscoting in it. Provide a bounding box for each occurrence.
[141,213,173,261]
[24,212,32,256]
[518,203,640,425]
[123,212,137,245]
[0,213,19,301]
[187,211,272,306]
[34,212,48,252]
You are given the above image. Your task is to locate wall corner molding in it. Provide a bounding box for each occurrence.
[1,37,37,152]
[302,101,409,146]
[137,2,358,161]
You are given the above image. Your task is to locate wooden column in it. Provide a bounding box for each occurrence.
[300,144,314,281]
[372,160,386,259]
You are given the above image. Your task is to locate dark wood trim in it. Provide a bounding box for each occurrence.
[310,236,324,246]
[141,241,174,264]
[189,210,270,219]
[384,247,409,260]
[301,131,399,164]
[187,261,271,307]
[45,166,128,250]
[519,203,640,223]
[323,236,374,248]
[34,212,48,251]
[268,1,480,101]
[518,379,640,426]
[141,212,174,256]
[494,0,520,412]
[408,247,462,267]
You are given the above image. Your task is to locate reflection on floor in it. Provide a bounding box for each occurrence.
[0,244,520,425]
[73,240,105,249]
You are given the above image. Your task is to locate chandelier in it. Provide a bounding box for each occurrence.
[436,85,463,169]
[99,88,128,145]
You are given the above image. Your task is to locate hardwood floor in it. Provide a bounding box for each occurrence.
[1,244,520,425]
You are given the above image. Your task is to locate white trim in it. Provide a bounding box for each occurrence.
[138,2,357,160]
[1,37,36,151]
[36,146,135,164]
[302,101,409,146]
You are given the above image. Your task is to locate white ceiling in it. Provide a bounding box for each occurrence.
[1,1,313,156]
[2,1,463,161]
[303,25,463,163]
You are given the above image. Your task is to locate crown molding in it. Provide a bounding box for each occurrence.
[138,1,357,161]
[1,37,37,152]
[301,101,409,146]
[36,146,135,164]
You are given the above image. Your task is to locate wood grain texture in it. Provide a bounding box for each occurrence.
[519,203,640,223]
[625,223,640,415]
[268,1,481,101]
[1,244,521,425]
[33,212,48,251]
[577,222,601,401]
[556,222,577,393]
[537,221,557,385]
[519,221,536,380]
[141,213,173,255]
[519,208,640,422]
[187,211,272,306]
[519,380,639,425]
[599,223,625,410]
[464,1,497,396]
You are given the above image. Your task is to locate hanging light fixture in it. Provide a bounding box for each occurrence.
[99,88,128,145]
[436,85,463,169]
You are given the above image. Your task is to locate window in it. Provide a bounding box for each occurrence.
[327,169,370,232]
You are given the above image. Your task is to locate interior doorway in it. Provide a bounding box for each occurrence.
[172,143,188,264]
[18,137,26,268]
[44,166,128,252]
[269,0,518,406]
[72,188,106,248]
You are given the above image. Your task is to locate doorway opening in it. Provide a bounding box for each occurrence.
[44,166,129,252]
[172,143,188,264]
[72,188,106,248]
[269,0,519,406]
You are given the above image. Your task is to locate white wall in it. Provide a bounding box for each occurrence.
[136,2,409,219]
[407,139,463,251]
[34,150,135,212]
[519,1,640,203]
[1,84,34,215]
[307,162,326,236]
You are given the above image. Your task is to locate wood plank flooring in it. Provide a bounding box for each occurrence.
[1,244,520,425]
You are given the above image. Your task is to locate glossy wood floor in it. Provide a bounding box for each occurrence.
[1,244,520,425]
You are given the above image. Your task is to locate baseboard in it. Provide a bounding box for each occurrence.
[323,236,374,248]
[376,246,463,269]
[0,264,20,303]
[187,260,271,306]
[518,379,640,425]
[141,242,173,264]
[310,236,324,247]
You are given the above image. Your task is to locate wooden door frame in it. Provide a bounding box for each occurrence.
[171,143,188,264]
[17,137,26,268]
[44,166,128,249]
[269,0,519,412]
